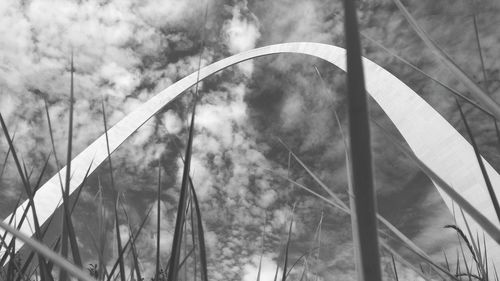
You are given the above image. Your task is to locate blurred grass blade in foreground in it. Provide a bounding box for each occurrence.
[343,0,382,279]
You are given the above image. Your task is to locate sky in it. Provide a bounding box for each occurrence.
[1,0,500,280]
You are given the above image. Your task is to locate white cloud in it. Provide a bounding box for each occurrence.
[190,156,216,200]
[119,224,131,245]
[195,83,249,149]
[136,0,197,28]
[162,110,183,135]
[0,94,18,123]
[223,3,260,54]
[204,230,219,252]
[242,254,280,281]
[257,189,277,208]
[222,2,261,76]
[99,62,140,99]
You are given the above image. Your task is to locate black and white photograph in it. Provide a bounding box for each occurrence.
[1,0,500,280]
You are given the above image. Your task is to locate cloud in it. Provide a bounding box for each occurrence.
[136,0,207,29]
[281,92,305,129]
[222,1,261,76]
[223,2,261,54]
[242,254,280,281]
[99,62,141,99]
[253,0,340,45]
[0,88,19,124]
[161,110,183,135]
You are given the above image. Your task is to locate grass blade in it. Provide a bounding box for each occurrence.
[167,103,196,281]
[100,100,126,281]
[155,166,161,281]
[392,0,500,120]
[120,201,143,281]
[391,254,399,281]
[178,248,194,270]
[106,204,153,281]
[0,220,93,281]
[167,3,208,279]
[493,119,500,151]
[129,233,142,281]
[96,178,106,281]
[469,0,488,84]
[183,196,189,281]
[443,250,451,272]
[60,54,74,280]
[6,239,15,280]
[0,131,15,182]
[189,178,208,281]
[459,209,486,278]
[256,250,263,281]
[60,52,83,281]
[285,249,318,280]
[266,157,455,280]
[189,189,197,281]
[483,234,489,280]
[361,34,493,117]
[0,112,51,281]
[444,225,477,265]
[373,120,500,243]
[281,205,295,281]
[456,100,500,223]
[44,98,66,195]
[44,237,62,276]
[380,239,432,281]
[277,139,347,210]
[14,159,92,279]
[275,142,434,261]
[272,258,279,281]
[342,0,382,277]
[298,263,307,281]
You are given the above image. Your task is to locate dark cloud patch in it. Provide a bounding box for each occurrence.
[245,61,288,132]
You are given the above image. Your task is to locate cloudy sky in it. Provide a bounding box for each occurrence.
[1,0,500,280]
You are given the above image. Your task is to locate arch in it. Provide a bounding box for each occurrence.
[3,42,500,263]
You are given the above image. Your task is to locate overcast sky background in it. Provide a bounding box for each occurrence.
[1,0,500,280]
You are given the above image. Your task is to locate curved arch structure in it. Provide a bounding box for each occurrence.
[2,42,500,263]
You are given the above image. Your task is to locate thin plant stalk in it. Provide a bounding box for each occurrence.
[391,254,399,281]
[60,53,83,281]
[156,165,161,281]
[256,228,264,281]
[188,178,208,281]
[0,131,15,182]
[105,204,153,281]
[190,189,197,281]
[468,0,488,84]
[100,100,126,281]
[281,204,295,281]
